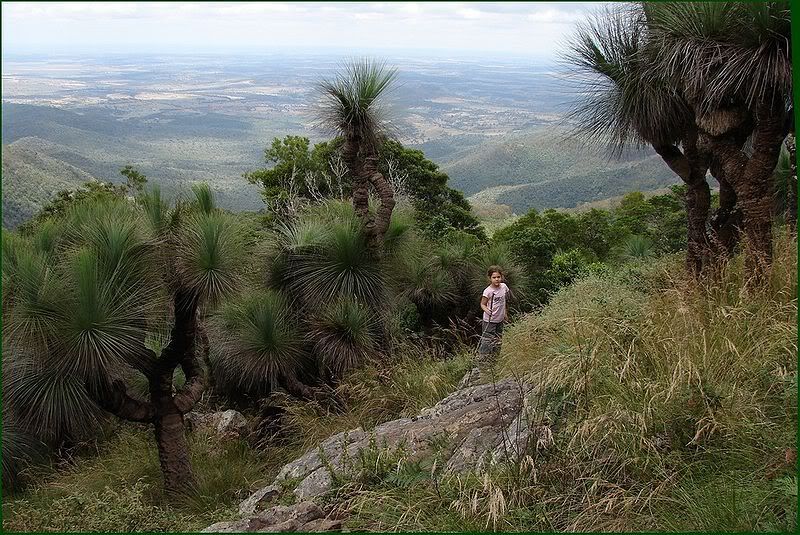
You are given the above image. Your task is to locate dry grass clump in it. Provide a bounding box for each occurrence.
[492,229,797,531]
[328,232,795,532]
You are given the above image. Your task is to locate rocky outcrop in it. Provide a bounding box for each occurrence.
[186,409,248,438]
[202,502,342,533]
[203,376,554,533]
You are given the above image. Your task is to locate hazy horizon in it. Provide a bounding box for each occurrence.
[2,2,604,59]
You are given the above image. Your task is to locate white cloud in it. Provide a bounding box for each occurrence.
[2,1,606,57]
[527,8,583,24]
[456,8,484,20]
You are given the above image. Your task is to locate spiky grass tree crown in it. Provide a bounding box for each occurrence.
[642,1,792,111]
[310,296,381,377]
[272,201,388,309]
[318,59,399,151]
[211,290,303,394]
[2,184,245,445]
[562,5,692,153]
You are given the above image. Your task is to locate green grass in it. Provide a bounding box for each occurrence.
[2,426,269,532]
[3,231,795,532]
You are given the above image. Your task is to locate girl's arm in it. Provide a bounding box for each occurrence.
[480,296,490,314]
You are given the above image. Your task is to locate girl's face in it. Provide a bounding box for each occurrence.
[490,272,503,287]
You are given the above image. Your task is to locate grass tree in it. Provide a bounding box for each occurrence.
[644,1,793,278]
[318,59,399,253]
[563,5,713,275]
[210,289,312,399]
[2,185,244,494]
[216,200,410,392]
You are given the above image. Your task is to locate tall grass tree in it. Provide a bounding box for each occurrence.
[563,6,714,275]
[318,59,399,253]
[643,1,793,279]
[2,185,245,494]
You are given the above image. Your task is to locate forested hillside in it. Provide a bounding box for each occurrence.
[1,2,795,533]
[2,141,98,227]
[443,128,679,212]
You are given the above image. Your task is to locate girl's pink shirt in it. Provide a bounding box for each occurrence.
[482,282,508,323]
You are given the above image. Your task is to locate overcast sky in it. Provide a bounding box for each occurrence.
[2,1,603,58]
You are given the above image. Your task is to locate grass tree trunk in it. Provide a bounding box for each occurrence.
[707,101,785,282]
[685,179,712,274]
[708,170,742,259]
[785,133,797,228]
[147,289,207,495]
[653,133,711,275]
[150,364,195,495]
[363,152,396,250]
[342,137,376,243]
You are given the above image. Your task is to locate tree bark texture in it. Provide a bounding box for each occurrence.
[341,138,396,255]
[150,365,196,495]
[342,137,376,245]
[653,134,711,275]
[708,169,742,259]
[705,101,785,282]
[363,153,396,250]
[148,289,205,494]
[785,133,797,228]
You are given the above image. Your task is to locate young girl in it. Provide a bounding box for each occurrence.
[478,266,510,358]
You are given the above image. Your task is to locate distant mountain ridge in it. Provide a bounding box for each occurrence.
[441,127,679,213]
[2,139,99,228]
[3,103,680,228]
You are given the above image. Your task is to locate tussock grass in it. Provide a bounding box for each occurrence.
[2,425,268,532]
[329,231,796,532]
[280,348,473,454]
[491,229,797,531]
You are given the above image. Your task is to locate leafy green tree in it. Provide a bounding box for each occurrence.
[613,192,653,237]
[244,136,343,215]
[577,209,614,260]
[548,249,591,287]
[379,140,485,240]
[2,185,245,494]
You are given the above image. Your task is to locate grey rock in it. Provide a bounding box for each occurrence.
[202,502,324,533]
[239,484,280,516]
[301,518,344,532]
[186,409,247,438]
[205,377,557,532]
[293,467,334,501]
[216,409,248,435]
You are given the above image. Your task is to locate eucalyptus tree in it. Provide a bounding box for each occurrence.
[318,59,399,253]
[644,1,793,277]
[563,5,712,274]
[2,184,245,494]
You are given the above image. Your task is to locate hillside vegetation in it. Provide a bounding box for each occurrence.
[443,128,678,212]
[1,142,97,227]
[3,231,795,532]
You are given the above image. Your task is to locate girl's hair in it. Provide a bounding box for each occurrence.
[487,265,504,278]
